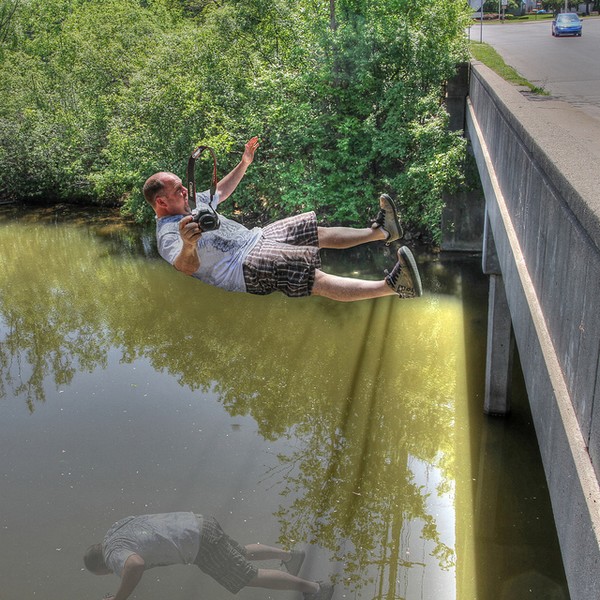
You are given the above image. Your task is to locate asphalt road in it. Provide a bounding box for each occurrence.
[468,17,600,120]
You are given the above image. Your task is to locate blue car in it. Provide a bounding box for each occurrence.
[552,12,582,37]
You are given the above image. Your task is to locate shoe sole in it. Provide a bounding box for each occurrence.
[399,246,423,297]
[380,194,404,245]
[306,583,334,600]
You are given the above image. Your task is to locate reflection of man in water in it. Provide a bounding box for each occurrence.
[84,512,333,600]
[143,137,422,302]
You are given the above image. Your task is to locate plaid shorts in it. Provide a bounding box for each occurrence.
[242,212,322,297]
[193,516,258,594]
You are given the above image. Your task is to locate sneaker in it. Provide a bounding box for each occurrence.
[384,246,423,298]
[282,549,305,576]
[372,193,403,245]
[303,582,334,600]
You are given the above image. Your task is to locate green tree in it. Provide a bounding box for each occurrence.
[482,0,520,12]
[542,0,565,13]
[0,0,470,240]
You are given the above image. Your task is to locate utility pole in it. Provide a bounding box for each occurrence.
[480,0,484,42]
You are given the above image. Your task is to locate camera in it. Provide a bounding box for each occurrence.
[187,145,221,232]
[192,207,220,231]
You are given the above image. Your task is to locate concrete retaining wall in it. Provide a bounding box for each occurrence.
[467,61,600,600]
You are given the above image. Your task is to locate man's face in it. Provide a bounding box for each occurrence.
[156,174,191,215]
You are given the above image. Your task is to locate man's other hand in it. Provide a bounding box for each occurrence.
[242,136,260,166]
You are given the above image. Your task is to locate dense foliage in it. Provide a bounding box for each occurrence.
[0,0,470,238]
[534,0,597,15]
[481,0,520,13]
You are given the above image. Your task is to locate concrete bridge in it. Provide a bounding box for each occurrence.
[450,61,600,600]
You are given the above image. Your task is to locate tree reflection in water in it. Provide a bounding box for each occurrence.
[0,215,462,598]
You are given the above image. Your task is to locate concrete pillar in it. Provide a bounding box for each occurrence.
[441,63,484,251]
[484,274,514,415]
[446,62,469,132]
[483,211,513,415]
[440,183,485,251]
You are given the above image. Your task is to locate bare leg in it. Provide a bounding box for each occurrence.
[317,226,386,249]
[246,568,319,593]
[311,269,395,302]
[244,543,291,562]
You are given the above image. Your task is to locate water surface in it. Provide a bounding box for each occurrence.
[0,208,569,600]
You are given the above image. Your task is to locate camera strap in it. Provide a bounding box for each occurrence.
[186,145,218,213]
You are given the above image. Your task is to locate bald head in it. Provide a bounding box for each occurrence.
[143,172,174,208]
[143,172,191,218]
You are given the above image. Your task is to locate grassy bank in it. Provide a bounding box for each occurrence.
[469,41,547,94]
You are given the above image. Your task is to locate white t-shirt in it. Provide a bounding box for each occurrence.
[103,512,201,576]
[156,191,262,292]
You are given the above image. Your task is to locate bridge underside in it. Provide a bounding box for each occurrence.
[465,61,600,600]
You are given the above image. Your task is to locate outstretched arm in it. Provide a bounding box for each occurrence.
[104,554,145,600]
[215,136,259,203]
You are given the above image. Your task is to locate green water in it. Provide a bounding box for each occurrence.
[0,209,569,600]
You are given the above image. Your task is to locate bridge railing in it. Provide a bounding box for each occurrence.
[466,60,600,600]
